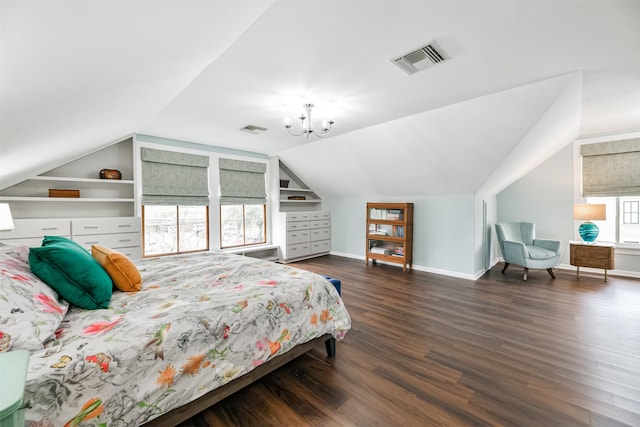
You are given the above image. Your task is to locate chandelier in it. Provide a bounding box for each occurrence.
[284,104,334,138]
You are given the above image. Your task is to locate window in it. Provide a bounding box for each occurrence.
[623,200,639,225]
[580,138,640,245]
[586,196,640,244]
[218,158,267,249]
[220,205,266,248]
[140,148,210,257]
[143,206,209,256]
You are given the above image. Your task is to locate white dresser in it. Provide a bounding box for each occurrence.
[281,211,330,262]
[0,217,142,260]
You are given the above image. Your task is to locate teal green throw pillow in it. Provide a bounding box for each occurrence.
[29,236,113,309]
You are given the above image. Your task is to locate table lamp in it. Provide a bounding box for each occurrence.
[573,204,606,242]
[0,203,14,231]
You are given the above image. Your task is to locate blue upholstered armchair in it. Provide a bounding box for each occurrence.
[495,222,561,281]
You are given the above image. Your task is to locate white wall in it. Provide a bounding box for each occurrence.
[323,194,476,278]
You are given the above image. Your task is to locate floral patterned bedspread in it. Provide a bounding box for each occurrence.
[24,251,351,426]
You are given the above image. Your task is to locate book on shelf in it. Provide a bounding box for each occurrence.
[370,247,394,255]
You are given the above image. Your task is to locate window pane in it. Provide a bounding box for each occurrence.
[144,206,178,256]
[620,197,640,243]
[179,206,208,251]
[221,205,244,247]
[585,197,616,242]
[244,205,265,244]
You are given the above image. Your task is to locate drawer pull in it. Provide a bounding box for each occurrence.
[85,241,99,245]
[118,239,131,243]
[41,227,58,231]
[118,224,131,228]
[84,226,99,229]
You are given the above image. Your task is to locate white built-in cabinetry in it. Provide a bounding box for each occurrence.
[70,217,141,259]
[270,156,331,262]
[0,137,141,257]
[280,211,331,262]
[0,217,142,260]
[277,160,322,210]
[0,137,135,218]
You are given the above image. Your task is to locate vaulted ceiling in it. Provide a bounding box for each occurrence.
[2,1,639,197]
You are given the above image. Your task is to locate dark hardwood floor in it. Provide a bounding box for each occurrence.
[176,255,640,427]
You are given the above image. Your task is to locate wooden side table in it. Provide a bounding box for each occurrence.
[569,241,615,282]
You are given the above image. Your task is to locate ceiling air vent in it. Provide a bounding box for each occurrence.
[391,41,449,75]
[241,124,268,134]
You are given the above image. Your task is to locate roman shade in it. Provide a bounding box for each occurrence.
[219,158,267,205]
[581,138,640,197]
[141,148,210,205]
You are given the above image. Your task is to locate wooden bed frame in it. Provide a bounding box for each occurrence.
[146,335,335,426]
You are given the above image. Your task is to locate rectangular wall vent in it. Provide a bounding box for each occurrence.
[241,124,268,134]
[391,41,449,75]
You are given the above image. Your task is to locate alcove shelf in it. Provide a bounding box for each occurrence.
[0,137,135,218]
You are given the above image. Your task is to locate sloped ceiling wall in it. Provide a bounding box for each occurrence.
[279,73,582,198]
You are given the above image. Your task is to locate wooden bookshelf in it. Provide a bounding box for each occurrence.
[366,202,413,271]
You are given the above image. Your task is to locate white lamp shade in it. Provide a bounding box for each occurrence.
[573,204,606,221]
[0,203,14,230]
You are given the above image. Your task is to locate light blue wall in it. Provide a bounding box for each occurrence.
[496,143,574,263]
[497,142,640,276]
[323,194,475,276]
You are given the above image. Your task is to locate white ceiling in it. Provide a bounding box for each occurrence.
[1,0,639,197]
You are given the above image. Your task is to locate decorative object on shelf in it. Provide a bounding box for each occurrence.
[284,104,334,139]
[280,180,289,188]
[49,189,80,198]
[287,196,306,200]
[573,204,606,242]
[99,169,122,180]
[0,203,14,230]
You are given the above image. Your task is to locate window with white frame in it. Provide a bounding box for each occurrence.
[218,158,267,249]
[140,147,210,257]
[581,138,640,245]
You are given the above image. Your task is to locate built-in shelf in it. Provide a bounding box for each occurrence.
[28,176,134,185]
[0,137,135,218]
[277,160,322,211]
[280,199,322,203]
[279,187,314,192]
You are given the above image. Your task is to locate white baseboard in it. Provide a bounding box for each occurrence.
[328,252,640,281]
[329,251,478,281]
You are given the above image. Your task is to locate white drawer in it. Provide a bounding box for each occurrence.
[287,212,311,222]
[72,232,141,251]
[72,217,140,235]
[287,230,311,245]
[310,211,330,220]
[310,228,331,242]
[286,221,310,231]
[310,220,330,229]
[117,246,142,260]
[310,239,330,254]
[0,218,70,240]
[287,242,311,258]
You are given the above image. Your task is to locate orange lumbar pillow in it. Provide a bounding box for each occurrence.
[91,245,142,292]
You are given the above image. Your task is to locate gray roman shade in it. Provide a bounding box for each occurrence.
[141,147,210,205]
[219,158,267,205]
[581,138,640,197]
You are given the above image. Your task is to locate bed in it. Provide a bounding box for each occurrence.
[0,241,351,426]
